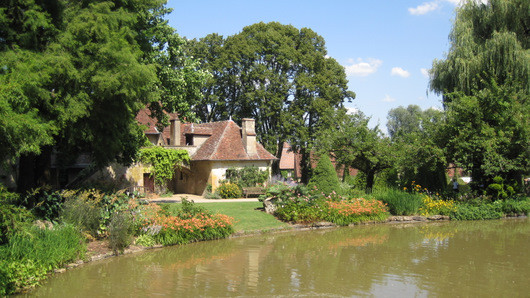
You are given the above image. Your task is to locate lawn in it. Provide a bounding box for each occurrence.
[163,201,290,233]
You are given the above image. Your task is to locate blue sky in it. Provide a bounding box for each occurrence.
[166,0,461,132]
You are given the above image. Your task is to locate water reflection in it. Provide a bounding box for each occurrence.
[27,218,529,297]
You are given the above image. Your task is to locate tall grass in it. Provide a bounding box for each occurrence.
[0,224,86,295]
[373,188,423,215]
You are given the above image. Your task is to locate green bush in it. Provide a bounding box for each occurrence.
[373,188,423,215]
[449,203,503,220]
[135,234,156,247]
[21,189,66,220]
[0,259,48,296]
[0,202,32,245]
[108,212,133,254]
[217,183,242,199]
[60,198,102,237]
[308,154,340,195]
[225,166,269,187]
[492,198,530,216]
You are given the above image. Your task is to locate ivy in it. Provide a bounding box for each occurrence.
[138,147,190,186]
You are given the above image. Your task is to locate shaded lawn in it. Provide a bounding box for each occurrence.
[164,201,290,233]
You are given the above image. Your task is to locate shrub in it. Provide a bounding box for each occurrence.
[217,183,242,199]
[449,203,503,220]
[374,188,423,215]
[225,166,269,187]
[108,212,133,254]
[60,198,102,238]
[0,202,32,245]
[492,198,530,216]
[135,234,156,247]
[21,189,66,220]
[308,154,340,195]
[419,196,457,215]
[0,259,48,296]
[324,198,389,225]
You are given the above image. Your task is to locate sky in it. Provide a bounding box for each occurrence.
[166,0,462,133]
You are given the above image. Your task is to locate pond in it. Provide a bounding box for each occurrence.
[27,218,529,297]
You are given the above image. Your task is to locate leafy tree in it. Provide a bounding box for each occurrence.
[319,112,393,193]
[430,0,529,99]
[308,154,340,195]
[429,0,529,189]
[387,105,447,191]
[186,22,355,182]
[0,1,207,191]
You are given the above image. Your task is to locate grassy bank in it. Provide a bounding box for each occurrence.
[163,201,290,233]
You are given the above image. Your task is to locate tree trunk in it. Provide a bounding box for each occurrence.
[365,169,375,194]
[300,147,312,184]
[271,141,284,176]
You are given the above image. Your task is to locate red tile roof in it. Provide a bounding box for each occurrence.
[279,142,295,170]
[136,109,276,161]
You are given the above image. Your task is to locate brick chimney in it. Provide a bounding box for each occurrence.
[169,119,180,146]
[241,118,257,156]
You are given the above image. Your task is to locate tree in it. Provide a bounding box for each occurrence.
[387,105,447,191]
[0,1,207,191]
[186,22,355,182]
[429,0,529,188]
[319,112,393,193]
[430,0,529,99]
[308,154,340,195]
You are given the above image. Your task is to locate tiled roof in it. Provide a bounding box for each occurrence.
[136,109,276,161]
[191,120,277,161]
[136,109,178,143]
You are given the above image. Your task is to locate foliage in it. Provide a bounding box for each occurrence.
[225,167,269,188]
[308,154,340,195]
[20,188,65,220]
[0,224,85,295]
[430,0,529,188]
[217,183,242,199]
[372,188,423,216]
[135,234,156,247]
[0,0,207,191]
[492,198,530,216]
[60,197,102,238]
[317,111,393,192]
[186,22,355,181]
[108,211,133,254]
[449,203,503,220]
[419,196,457,216]
[324,199,388,225]
[486,176,515,199]
[138,147,190,188]
[386,105,447,192]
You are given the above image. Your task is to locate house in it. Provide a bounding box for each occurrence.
[135,110,277,195]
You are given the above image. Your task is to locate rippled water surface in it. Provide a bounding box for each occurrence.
[27,218,529,297]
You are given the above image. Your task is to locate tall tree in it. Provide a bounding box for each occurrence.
[387,105,447,191]
[0,0,207,191]
[318,112,393,193]
[429,0,529,188]
[186,22,355,182]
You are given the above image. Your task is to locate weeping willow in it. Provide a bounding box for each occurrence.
[430,0,529,99]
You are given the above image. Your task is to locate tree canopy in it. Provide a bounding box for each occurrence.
[0,0,207,191]
[186,22,355,182]
[429,0,529,188]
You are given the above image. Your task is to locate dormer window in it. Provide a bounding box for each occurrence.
[185,134,194,146]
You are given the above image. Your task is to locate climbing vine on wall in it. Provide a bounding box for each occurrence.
[138,147,190,186]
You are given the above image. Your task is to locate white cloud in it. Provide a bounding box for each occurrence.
[391,67,410,78]
[408,1,439,15]
[344,58,383,77]
[346,107,359,115]
[420,68,430,78]
[382,95,396,103]
[409,0,487,15]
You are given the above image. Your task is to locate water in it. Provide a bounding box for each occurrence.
[27,218,529,297]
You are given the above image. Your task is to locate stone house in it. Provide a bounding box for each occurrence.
[135,109,277,195]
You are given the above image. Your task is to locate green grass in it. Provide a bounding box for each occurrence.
[163,202,289,233]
